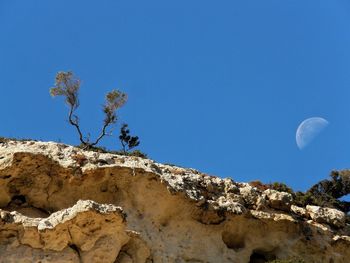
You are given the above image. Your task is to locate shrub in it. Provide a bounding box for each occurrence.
[128,149,147,158]
[119,123,140,153]
[268,182,293,194]
[248,181,294,193]
[293,191,313,207]
[305,170,350,213]
[293,171,350,214]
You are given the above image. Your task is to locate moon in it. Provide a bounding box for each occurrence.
[296,117,329,150]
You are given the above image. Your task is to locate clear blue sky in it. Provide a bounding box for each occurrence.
[1,1,350,192]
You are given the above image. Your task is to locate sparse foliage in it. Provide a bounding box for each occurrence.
[269,182,293,194]
[248,175,349,214]
[309,170,350,199]
[119,123,140,153]
[128,149,147,158]
[248,181,293,194]
[303,170,350,213]
[50,71,128,149]
[294,170,350,214]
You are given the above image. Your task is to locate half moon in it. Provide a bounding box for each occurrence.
[296,117,329,150]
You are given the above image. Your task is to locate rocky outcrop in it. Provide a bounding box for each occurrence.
[0,140,349,263]
[306,205,346,228]
[263,189,293,212]
[0,200,132,262]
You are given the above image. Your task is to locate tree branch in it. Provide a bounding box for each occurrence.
[89,122,110,147]
[68,105,86,146]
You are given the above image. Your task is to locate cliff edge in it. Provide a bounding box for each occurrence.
[0,140,349,263]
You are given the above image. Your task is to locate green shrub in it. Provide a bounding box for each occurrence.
[305,170,350,213]
[119,124,140,153]
[293,171,350,214]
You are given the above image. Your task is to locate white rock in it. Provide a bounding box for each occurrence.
[263,189,293,211]
[306,205,346,228]
[291,205,308,217]
[239,185,259,208]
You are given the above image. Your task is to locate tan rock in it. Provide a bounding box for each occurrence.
[0,200,130,263]
[0,140,349,263]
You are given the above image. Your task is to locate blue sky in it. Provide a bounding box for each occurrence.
[1,1,350,191]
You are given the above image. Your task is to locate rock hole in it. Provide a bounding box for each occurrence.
[6,233,16,239]
[249,249,276,263]
[7,195,51,218]
[11,195,26,205]
[222,231,245,251]
[100,185,108,192]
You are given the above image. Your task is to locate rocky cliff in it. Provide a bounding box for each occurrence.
[0,140,348,263]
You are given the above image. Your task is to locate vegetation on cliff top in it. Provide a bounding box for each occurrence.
[250,171,350,215]
[50,71,141,155]
[1,71,349,214]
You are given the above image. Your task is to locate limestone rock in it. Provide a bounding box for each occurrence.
[0,140,349,263]
[306,205,346,228]
[212,196,246,214]
[291,205,308,217]
[0,200,132,263]
[263,189,293,211]
[239,184,260,208]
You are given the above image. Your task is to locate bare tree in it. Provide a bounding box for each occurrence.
[50,71,127,148]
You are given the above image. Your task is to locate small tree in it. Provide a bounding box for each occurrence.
[50,71,127,148]
[294,170,350,214]
[119,123,140,153]
[306,170,350,213]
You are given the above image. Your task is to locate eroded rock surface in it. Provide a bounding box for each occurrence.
[0,140,349,263]
[263,189,293,212]
[306,205,346,228]
[0,200,130,262]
